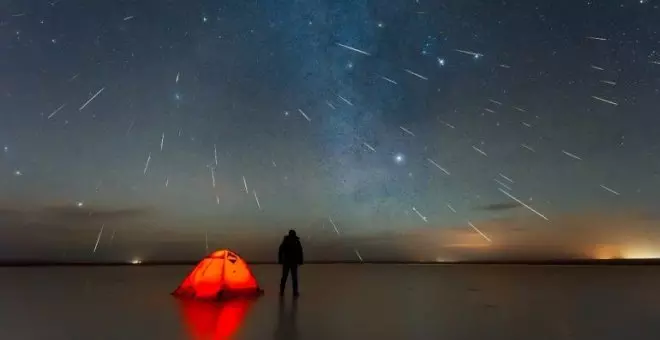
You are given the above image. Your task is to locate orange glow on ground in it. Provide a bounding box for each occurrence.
[178,298,255,339]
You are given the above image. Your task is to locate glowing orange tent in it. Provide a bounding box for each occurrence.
[173,250,262,299]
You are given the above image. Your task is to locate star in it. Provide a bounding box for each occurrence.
[394,153,405,165]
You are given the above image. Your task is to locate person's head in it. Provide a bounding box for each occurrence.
[288,229,297,237]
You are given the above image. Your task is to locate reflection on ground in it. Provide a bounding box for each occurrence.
[274,297,299,340]
[177,298,256,339]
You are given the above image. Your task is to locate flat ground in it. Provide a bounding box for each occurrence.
[1,264,660,339]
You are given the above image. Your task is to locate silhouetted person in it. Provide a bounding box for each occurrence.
[279,229,303,297]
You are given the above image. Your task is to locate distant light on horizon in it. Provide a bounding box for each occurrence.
[623,248,660,260]
[591,245,622,260]
[130,258,143,265]
[592,245,660,260]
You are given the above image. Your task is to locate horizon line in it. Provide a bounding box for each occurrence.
[2,259,660,267]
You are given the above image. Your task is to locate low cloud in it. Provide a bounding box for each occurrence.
[476,202,522,211]
[40,206,150,220]
[1,205,659,263]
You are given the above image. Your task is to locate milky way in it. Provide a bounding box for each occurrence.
[1,0,660,262]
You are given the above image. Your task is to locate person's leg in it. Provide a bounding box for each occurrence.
[279,265,290,295]
[291,265,299,296]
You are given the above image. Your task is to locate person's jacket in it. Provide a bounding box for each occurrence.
[278,235,303,265]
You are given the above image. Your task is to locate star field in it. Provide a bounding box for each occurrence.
[1,0,660,262]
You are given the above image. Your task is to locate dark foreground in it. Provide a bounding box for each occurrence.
[1,264,660,339]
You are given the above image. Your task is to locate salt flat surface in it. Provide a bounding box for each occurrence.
[1,264,660,339]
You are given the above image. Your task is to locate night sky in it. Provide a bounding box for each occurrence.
[1,0,660,262]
